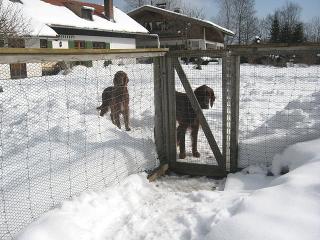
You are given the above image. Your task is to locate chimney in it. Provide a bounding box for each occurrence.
[104,0,114,21]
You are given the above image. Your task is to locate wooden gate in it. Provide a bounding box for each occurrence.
[154,50,240,177]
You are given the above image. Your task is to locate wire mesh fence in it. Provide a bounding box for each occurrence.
[237,49,320,168]
[0,53,160,239]
[1,45,319,238]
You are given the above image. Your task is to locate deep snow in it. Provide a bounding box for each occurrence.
[16,138,320,240]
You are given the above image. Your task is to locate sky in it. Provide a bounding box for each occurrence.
[87,0,320,22]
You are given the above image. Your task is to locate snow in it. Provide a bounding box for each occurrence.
[9,0,148,37]
[0,62,158,238]
[16,138,320,240]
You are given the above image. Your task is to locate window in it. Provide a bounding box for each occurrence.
[191,41,200,49]
[40,39,48,48]
[74,40,85,49]
[92,42,106,49]
[10,63,27,79]
[81,8,93,20]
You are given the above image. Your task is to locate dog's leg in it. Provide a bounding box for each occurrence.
[110,113,114,123]
[113,109,121,129]
[177,125,187,159]
[191,123,200,158]
[123,108,131,131]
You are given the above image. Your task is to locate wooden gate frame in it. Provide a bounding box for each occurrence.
[154,50,240,177]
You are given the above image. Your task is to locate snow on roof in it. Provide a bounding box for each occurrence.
[128,5,235,36]
[17,0,148,37]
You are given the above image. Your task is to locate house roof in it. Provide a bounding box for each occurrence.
[14,0,149,37]
[128,5,234,36]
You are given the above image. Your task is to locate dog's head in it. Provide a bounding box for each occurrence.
[194,85,215,109]
[113,71,129,86]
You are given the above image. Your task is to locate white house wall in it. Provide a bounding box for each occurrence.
[73,35,136,49]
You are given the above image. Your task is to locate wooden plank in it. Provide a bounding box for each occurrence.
[168,49,226,58]
[0,48,169,55]
[158,56,177,169]
[230,56,240,172]
[228,44,320,56]
[160,57,171,166]
[172,162,227,178]
[0,48,168,64]
[173,58,224,170]
[166,56,177,168]
[222,55,228,171]
[153,57,167,164]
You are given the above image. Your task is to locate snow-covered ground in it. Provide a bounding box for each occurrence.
[16,138,320,240]
[1,61,320,239]
[0,61,158,239]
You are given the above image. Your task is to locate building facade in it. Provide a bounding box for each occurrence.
[1,0,151,79]
[128,5,234,50]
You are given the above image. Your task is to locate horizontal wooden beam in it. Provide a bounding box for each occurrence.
[228,43,320,55]
[0,48,169,64]
[173,162,227,178]
[168,49,226,58]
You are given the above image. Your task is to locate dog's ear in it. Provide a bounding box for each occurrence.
[125,74,129,84]
[209,89,215,107]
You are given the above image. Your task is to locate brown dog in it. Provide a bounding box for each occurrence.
[97,71,130,131]
[176,85,215,159]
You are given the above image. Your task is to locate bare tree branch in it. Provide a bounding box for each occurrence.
[0,0,31,46]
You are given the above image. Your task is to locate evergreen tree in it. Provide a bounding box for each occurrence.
[292,23,304,43]
[280,22,291,43]
[270,14,280,43]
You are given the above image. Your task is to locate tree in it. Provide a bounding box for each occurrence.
[292,23,304,43]
[0,0,30,47]
[304,17,320,42]
[257,16,273,42]
[213,0,236,44]
[267,2,305,44]
[214,0,258,45]
[279,21,290,43]
[277,2,302,35]
[270,13,280,43]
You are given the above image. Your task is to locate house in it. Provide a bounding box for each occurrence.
[128,4,234,50]
[1,0,153,79]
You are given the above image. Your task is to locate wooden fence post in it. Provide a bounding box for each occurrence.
[230,55,240,172]
[153,55,176,167]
